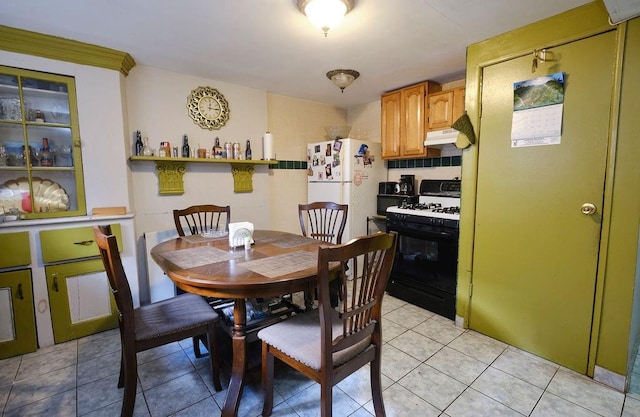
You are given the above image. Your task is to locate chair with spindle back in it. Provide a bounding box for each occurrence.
[258,231,398,417]
[93,225,222,417]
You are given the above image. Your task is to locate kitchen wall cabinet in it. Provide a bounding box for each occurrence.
[0,231,36,359]
[0,66,86,219]
[41,224,122,343]
[381,81,442,159]
[427,87,465,131]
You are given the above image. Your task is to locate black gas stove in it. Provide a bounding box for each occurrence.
[385,179,461,320]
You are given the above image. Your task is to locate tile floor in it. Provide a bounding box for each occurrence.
[2,294,640,417]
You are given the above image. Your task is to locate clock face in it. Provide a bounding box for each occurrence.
[187,86,230,130]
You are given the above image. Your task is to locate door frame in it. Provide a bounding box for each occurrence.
[457,4,625,378]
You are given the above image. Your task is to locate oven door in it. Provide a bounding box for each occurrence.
[386,219,459,294]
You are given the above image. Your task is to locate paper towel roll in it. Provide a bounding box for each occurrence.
[263,132,274,160]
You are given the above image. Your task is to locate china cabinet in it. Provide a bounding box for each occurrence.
[381,81,442,159]
[0,65,85,219]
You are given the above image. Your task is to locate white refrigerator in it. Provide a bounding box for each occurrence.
[307,138,386,243]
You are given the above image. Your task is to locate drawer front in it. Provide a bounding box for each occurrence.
[40,224,122,263]
[0,231,30,269]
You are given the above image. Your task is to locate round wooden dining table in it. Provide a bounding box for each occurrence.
[150,229,334,417]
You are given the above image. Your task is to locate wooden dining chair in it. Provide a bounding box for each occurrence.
[258,231,398,417]
[173,204,231,356]
[299,201,349,307]
[93,225,223,417]
[298,201,348,244]
[173,204,231,236]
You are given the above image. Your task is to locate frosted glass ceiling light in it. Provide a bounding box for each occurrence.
[298,0,355,37]
[326,69,359,93]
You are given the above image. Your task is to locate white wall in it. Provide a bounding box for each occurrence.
[125,66,272,302]
[125,65,271,236]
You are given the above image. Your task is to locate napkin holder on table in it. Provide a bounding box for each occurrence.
[229,222,254,248]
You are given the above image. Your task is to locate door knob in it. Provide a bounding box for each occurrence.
[581,203,597,215]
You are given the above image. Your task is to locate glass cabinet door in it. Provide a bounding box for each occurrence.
[0,66,85,219]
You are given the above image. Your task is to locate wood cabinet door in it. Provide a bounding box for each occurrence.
[452,87,465,123]
[0,269,37,359]
[427,90,453,130]
[469,31,615,373]
[46,259,118,343]
[381,91,401,158]
[401,83,426,157]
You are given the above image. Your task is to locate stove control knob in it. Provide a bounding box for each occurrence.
[581,203,597,215]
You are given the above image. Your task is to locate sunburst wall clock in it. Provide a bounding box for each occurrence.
[187,86,230,130]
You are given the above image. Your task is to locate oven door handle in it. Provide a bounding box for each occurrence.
[387,225,458,240]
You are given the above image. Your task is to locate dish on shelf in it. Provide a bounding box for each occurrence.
[1,177,70,213]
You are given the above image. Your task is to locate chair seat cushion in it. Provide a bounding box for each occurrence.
[257,309,372,370]
[134,293,219,342]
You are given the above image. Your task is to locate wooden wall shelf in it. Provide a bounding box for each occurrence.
[129,156,277,194]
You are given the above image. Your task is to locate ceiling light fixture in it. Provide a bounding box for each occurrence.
[298,0,355,37]
[326,69,359,93]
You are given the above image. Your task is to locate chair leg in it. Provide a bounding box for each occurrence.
[207,324,223,392]
[117,349,125,388]
[320,377,332,417]
[261,343,274,417]
[120,350,138,417]
[193,336,203,358]
[370,347,386,417]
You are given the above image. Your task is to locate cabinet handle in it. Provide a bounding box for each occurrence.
[73,240,94,246]
[16,283,24,300]
[52,274,59,292]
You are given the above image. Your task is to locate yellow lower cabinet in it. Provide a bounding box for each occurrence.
[46,259,118,343]
[0,269,37,359]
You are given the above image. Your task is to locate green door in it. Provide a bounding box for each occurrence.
[469,30,616,372]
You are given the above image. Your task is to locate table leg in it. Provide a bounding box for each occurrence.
[222,298,247,417]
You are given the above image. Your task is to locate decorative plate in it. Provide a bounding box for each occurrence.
[2,177,70,213]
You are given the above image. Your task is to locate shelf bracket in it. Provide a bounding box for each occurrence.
[230,163,255,193]
[155,161,186,195]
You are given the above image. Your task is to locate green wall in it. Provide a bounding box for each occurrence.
[459,1,640,377]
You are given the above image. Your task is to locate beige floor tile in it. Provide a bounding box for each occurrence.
[623,395,640,417]
[384,304,432,328]
[399,363,467,411]
[380,344,421,382]
[530,392,603,417]
[445,388,525,417]
[448,331,507,364]
[546,368,625,417]
[426,346,488,385]
[413,316,465,345]
[387,329,444,362]
[381,317,409,342]
[336,365,393,406]
[471,366,543,415]
[492,348,559,389]
[365,383,441,417]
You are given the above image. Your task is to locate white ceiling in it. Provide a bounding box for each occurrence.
[1,0,593,108]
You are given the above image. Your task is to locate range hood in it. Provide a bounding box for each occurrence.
[424,128,458,146]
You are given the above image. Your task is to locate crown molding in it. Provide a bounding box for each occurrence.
[0,25,136,76]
